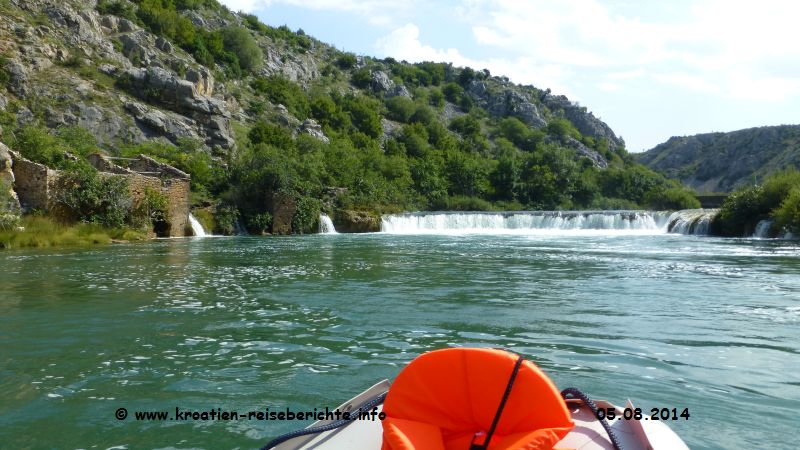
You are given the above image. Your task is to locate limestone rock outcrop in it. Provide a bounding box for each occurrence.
[0,143,21,216]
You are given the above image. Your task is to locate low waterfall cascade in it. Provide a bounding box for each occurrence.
[753,220,773,238]
[319,214,338,234]
[665,209,718,235]
[188,213,207,237]
[380,210,721,235]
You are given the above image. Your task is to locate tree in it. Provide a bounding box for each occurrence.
[221,26,263,73]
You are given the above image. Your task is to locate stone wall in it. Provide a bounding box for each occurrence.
[12,157,55,213]
[161,178,190,236]
[10,152,191,237]
[88,154,190,237]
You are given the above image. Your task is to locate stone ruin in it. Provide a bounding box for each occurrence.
[9,151,190,237]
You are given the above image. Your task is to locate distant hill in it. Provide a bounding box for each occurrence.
[637,125,800,193]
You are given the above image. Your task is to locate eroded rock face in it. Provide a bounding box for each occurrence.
[0,143,21,214]
[564,137,608,169]
[5,59,30,97]
[270,192,297,235]
[125,101,201,144]
[542,94,624,150]
[371,71,394,92]
[299,119,329,143]
[120,67,234,149]
[467,81,547,129]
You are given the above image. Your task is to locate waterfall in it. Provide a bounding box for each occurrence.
[188,213,207,237]
[666,209,718,235]
[753,220,773,238]
[319,214,338,234]
[380,211,675,235]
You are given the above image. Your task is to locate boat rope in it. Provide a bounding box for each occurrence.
[561,387,624,450]
[470,354,524,450]
[259,391,388,450]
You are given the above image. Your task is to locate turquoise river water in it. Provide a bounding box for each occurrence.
[1,228,799,449]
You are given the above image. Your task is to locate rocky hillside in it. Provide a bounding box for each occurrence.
[0,0,699,235]
[637,125,800,193]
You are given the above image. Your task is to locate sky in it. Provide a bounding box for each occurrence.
[218,0,800,152]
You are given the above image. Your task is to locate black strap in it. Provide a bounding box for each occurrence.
[560,387,623,450]
[470,354,524,450]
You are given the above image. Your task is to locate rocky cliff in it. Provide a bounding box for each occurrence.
[1,0,688,235]
[0,0,623,159]
[637,125,800,193]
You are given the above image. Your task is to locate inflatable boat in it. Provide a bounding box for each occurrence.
[262,348,689,450]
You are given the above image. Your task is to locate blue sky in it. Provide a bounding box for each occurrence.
[219,0,800,152]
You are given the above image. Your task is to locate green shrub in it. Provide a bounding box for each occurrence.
[713,185,768,236]
[442,82,464,104]
[351,68,372,89]
[96,0,137,21]
[546,118,581,140]
[336,53,357,70]
[244,211,272,234]
[55,162,132,228]
[385,96,416,123]
[410,105,436,125]
[251,75,310,119]
[449,115,481,139]
[497,117,542,152]
[428,87,445,108]
[291,196,321,234]
[714,169,800,236]
[248,121,294,148]
[57,126,99,157]
[213,205,240,235]
[774,188,800,233]
[220,26,263,73]
[342,95,382,139]
[13,125,70,168]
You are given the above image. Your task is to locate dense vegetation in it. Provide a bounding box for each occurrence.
[712,169,800,236]
[1,0,702,239]
[98,0,262,77]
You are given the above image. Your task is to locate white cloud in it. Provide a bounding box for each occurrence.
[375,24,475,67]
[456,0,800,100]
[374,23,577,97]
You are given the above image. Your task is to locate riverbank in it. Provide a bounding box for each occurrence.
[0,216,148,249]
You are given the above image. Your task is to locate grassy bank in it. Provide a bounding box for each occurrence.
[0,216,148,249]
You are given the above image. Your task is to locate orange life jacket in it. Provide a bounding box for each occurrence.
[381,348,574,450]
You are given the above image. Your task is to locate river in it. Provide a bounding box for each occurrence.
[1,214,798,449]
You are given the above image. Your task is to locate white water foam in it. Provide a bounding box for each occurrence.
[319,214,338,234]
[666,209,718,236]
[188,213,207,237]
[379,210,724,236]
[753,220,773,238]
[380,211,672,235]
